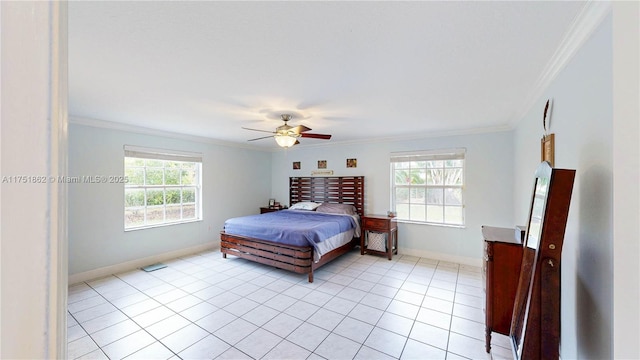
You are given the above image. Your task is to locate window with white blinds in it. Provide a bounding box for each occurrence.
[390,149,465,226]
[123,146,203,230]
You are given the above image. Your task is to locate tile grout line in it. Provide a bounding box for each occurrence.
[66,298,104,359]
[84,277,180,359]
[69,250,494,360]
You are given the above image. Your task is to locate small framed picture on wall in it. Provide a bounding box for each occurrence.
[293,161,301,170]
[541,134,555,167]
[318,160,327,169]
[346,158,357,168]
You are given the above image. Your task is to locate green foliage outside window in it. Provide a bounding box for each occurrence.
[124,157,200,229]
[392,155,464,225]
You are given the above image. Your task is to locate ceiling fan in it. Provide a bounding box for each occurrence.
[243,114,332,148]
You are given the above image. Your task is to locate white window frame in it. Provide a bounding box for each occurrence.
[124,145,203,231]
[390,148,465,227]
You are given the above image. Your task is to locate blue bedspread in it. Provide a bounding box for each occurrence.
[223,210,357,248]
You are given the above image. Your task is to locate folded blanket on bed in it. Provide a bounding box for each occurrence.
[223,209,358,248]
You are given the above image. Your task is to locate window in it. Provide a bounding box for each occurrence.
[124,146,202,230]
[390,149,465,226]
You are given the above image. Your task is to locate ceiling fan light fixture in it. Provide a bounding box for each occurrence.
[275,134,297,148]
[243,113,331,147]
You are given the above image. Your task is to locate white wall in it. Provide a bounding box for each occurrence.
[68,122,272,276]
[612,2,640,358]
[513,14,613,359]
[271,131,514,264]
[1,1,67,358]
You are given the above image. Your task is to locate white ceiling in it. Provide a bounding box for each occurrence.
[69,1,586,149]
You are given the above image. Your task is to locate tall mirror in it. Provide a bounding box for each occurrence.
[510,162,552,356]
[510,161,575,360]
[526,176,550,250]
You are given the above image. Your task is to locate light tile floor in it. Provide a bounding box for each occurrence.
[68,249,513,359]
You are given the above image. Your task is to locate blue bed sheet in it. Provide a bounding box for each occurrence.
[223,209,357,248]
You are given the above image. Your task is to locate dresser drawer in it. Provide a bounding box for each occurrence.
[363,217,390,231]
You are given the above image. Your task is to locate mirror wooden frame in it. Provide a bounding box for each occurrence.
[510,161,575,359]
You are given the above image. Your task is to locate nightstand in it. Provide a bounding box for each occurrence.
[361,215,398,260]
[260,207,281,214]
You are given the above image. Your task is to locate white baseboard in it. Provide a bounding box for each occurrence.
[69,242,219,285]
[398,247,482,267]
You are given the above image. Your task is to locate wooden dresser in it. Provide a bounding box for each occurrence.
[482,225,524,353]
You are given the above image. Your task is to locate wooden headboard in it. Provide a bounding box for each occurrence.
[289,176,365,216]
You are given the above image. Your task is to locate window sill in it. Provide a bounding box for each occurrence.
[394,219,466,229]
[125,218,202,232]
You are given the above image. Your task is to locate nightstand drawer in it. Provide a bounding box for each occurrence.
[363,217,391,231]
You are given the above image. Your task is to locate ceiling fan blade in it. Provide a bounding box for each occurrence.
[291,125,312,134]
[300,133,331,140]
[247,135,274,142]
[242,127,275,134]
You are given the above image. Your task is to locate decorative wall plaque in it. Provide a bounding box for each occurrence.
[541,99,554,167]
[541,134,555,167]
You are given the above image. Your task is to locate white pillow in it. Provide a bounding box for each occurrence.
[289,201,320,211]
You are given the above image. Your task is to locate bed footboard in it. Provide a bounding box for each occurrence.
[221,231,316,281]
[220,232,356,282]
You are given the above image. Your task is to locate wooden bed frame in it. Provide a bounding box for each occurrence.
[220,176,365,282]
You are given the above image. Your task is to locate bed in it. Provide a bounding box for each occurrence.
[220,176,365,282]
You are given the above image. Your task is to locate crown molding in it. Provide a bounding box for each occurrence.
[70,115,329,153]
[510,1,612,128]
[69,116,264,151]
[71,116,513,153]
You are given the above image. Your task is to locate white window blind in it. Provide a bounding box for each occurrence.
[124,145,203,163]
[390,148,465,163]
